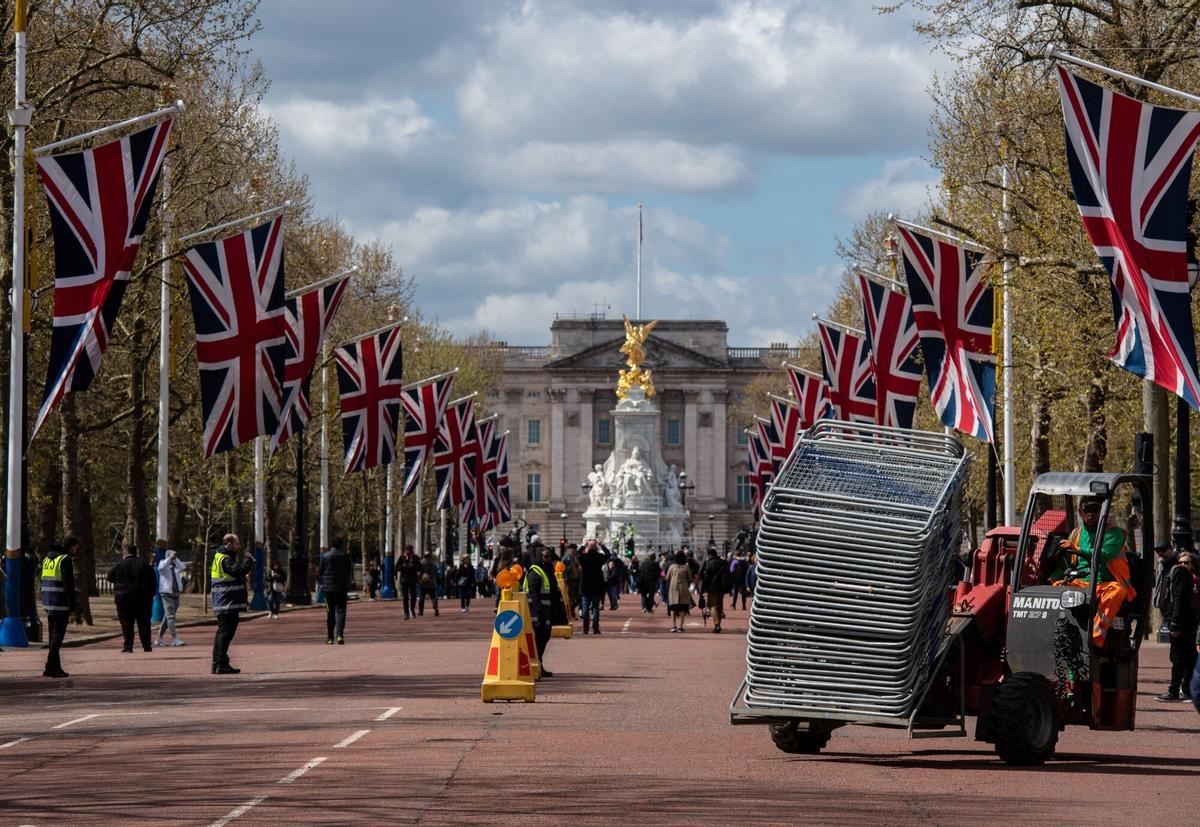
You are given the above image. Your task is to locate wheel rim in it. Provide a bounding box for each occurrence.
[1023,689,1053,748]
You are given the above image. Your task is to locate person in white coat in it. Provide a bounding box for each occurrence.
[155,548,189,647]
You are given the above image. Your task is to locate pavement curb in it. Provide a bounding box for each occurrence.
[55,602,327,649]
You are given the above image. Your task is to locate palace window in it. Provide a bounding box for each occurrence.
[736,475,753,505]
[736,426,748,445]
[527,473,542,503]
[597,418,612,445]
[666,418,681,445]
[528,419,541,444]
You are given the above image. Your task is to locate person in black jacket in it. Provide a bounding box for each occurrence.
[318,538,352,644]
[108,544,156,653]
[578,539,608,634]
[1158,550,1199,702]
[398,545,420,619]
[700,547,728,633]
[41,538,78,678]
[637,553,661,614]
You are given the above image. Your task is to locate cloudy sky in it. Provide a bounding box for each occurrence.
[251,0,946,346]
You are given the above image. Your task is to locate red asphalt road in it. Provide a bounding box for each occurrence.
[0,598,1196,826]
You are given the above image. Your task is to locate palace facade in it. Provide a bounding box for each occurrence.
[486,316,799,549]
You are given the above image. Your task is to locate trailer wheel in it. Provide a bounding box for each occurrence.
[769,721,831,754]
[989,672,1059,766]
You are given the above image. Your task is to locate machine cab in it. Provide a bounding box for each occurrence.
[1006,472,1153,730]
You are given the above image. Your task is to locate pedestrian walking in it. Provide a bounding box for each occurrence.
[579,539,607,634]
[523,545,562,677]
[637,552,661,614]
[455,555,475,612]
[666,550,695,633]
[561,543,581,618]
[399,545,419,619]
[155,548,189,646]
[108,543,155,653]
[419,550,440,616]
[1158,550,1199,702]
[318,538,352,644]
[266,559,286,618]
[475,557,491,599]
[366,560,381,601]
[210,533,254,674]
[728,550,749,610]
[605,554,625,610]
[41,539,77,678]
[700,546,728,633]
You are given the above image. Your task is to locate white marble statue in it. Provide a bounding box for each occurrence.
[663,464,682,509]
[616,447,653,499]
[587,463,609,508]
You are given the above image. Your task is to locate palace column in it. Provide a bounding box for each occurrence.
[577,388,594,512]
[548,387,566,509]
[683,390,700,490]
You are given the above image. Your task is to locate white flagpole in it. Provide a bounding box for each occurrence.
[1046,46,1200,107]
[320,340,331,552]
[384,463,394,558]
[636,203,643,319]
[811,314,866,338]
[1001,157,1016,525]
[155,130,173,548]
[2,0,31,647]
[415,477,424,558]
[251,435,267,610]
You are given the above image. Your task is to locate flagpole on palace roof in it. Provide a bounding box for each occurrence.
[636,203,643,320]
[2,0,32,647]
[1046,45,1200,107]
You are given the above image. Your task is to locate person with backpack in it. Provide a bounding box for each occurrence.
[728,551,749,611]
[1158,549,1199,702]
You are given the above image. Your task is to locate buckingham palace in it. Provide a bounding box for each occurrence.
[485,315,799,548]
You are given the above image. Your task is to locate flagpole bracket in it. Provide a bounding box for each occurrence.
[8,105,32,128]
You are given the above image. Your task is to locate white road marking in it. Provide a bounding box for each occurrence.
[334,729,370,749]
[375,706,402,721]
[621,619,632,634]
[53,714,98,730]
[278,757,327,784]
[0,737,32,749]
[208,795,268,827]
[209,707,311,714]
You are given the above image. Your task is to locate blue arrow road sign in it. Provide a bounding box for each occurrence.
[494,610,523,639]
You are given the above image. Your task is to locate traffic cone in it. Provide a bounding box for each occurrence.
[551,568,573,639]
[513,587,542,681]
[482,584,535,703]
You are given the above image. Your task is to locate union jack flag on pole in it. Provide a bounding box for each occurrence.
[895,221,996,442]
[783,363,830,428]
[768,395,802,461]
[469,415,500,522]
[33,117,173,440]
[434,395,478,509]
[858,274,922,429]
[816,320,876,424]
[747,429,773,520]
[181,214,288,458]
[490,431,512,523]
[334,324,404,472]
[1056,66,1200,407]
[400,371,456,496]
[271,273,351,454]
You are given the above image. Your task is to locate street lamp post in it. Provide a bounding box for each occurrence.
[559,511,568,546]
[708,514,715,549]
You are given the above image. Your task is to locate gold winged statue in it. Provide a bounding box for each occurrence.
[617,315,658,400]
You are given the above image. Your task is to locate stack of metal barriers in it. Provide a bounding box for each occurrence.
[745,420,970,722]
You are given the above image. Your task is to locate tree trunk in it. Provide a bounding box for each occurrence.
[124,317,151,553]
[60,396,91,624]
[1146,382,1171,545]
[35,451,60,554]
[77,474,96,625]
[1030,352,1052,477]
[1082,370,1108,472]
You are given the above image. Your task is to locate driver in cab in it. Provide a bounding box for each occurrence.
[1043,495,1137,648]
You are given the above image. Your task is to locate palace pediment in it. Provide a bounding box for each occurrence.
[545,335,727,372]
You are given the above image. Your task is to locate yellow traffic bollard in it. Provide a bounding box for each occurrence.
[510,564,542,680]
[551,562,573,639]
[482,578,535,703]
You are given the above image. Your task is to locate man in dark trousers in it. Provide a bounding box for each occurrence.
[700,546,728,633]
[210,533,254,674]
[41,538,78,678]
[318,538,352,644]
[398,545,420,619]
[523,545,562,678]
[1158,549,1199,702]
[578,539,608,635]
[108,543,156,653]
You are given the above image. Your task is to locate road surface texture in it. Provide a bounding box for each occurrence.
[1,598,1196,825]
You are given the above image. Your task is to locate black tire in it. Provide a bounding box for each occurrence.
[768,721,832,754]
[988,672,1060,766]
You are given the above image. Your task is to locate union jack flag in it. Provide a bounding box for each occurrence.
[33,119,173,439]
[270,276,350,454]
[784,364,830,428]
[747,429,773,520]
[858,275,922,429]
[334,325,404,472]
[817,322,876,423]
[401,374,455,496]
[182,216,288,458]
[490,432,512,523]
[468,416,500,522]
[1057,67,1200,407]
[767,400,801,465]
[896,225,995,442]
[434,396,478,509]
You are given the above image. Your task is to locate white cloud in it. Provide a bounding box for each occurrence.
[837,157,940,219]
[265,97,435,155]
[457,2,941,154]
